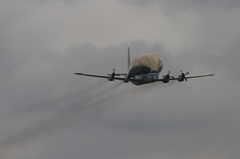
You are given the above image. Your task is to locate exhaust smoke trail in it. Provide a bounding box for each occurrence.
[55,82,158,123]
[0,81,159,155]
[0,81,124,154]
[96,82,159,113]
[0,80,107,121]
[168,80,176,85]
[41,81,125,124]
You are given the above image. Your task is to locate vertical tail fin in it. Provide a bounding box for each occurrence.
[128,47,130,69]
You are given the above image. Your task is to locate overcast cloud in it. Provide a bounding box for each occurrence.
[0,0,240,158]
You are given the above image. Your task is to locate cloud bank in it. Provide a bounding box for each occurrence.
[0,0,240,159]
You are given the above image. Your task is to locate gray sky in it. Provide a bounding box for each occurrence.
[0,0,240,158]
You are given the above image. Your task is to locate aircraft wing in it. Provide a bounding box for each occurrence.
[155,74,214,81]
[74,73,142,81]
[183,74,214,79]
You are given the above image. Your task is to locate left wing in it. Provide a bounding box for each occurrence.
[74,73,142,81]
[74,73,124,80]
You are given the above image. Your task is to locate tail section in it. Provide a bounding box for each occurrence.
[128,47,131,69]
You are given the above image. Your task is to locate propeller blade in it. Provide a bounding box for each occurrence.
[179,70,189,82]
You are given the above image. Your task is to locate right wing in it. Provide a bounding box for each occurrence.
[184,74,214,79]
[155,74,214,82]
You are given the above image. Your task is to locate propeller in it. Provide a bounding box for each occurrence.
[162,70,174,83]
[162,70,170,78]
[112,68,115,76]
[108,68,115,81]
[180,70,189,81]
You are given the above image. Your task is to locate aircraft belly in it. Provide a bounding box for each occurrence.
[130,73,159,85]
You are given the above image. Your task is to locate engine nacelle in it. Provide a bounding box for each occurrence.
[108,76,114,81]
[162,71,170,83]
[162,75,170,83]
[123,74,130,83]
[123,78,129,83]
[177,70,189,82]
[177,75,184,82]
[108,69,115,81]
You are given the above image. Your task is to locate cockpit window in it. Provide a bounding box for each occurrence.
[141,65,151,73]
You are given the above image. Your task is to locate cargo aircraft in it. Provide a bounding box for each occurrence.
[74,48,214,85]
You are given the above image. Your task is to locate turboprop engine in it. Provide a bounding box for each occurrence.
[123,74,130,83]
[162,70,172,83]
[177,70,189,82]
[108,69,115,81]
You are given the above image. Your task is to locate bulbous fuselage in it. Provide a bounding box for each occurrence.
[128,52,163,85]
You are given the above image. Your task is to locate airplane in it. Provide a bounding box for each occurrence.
[74,47,214,85]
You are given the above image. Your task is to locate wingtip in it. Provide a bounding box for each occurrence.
[74,73,82,75]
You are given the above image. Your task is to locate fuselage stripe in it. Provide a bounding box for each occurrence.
[130,70,159,76]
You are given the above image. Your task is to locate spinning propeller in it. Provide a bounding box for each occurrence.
[162,70,170,78]
[162,70,173,83]
[179,70,189,81]
[108,68,115,81]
